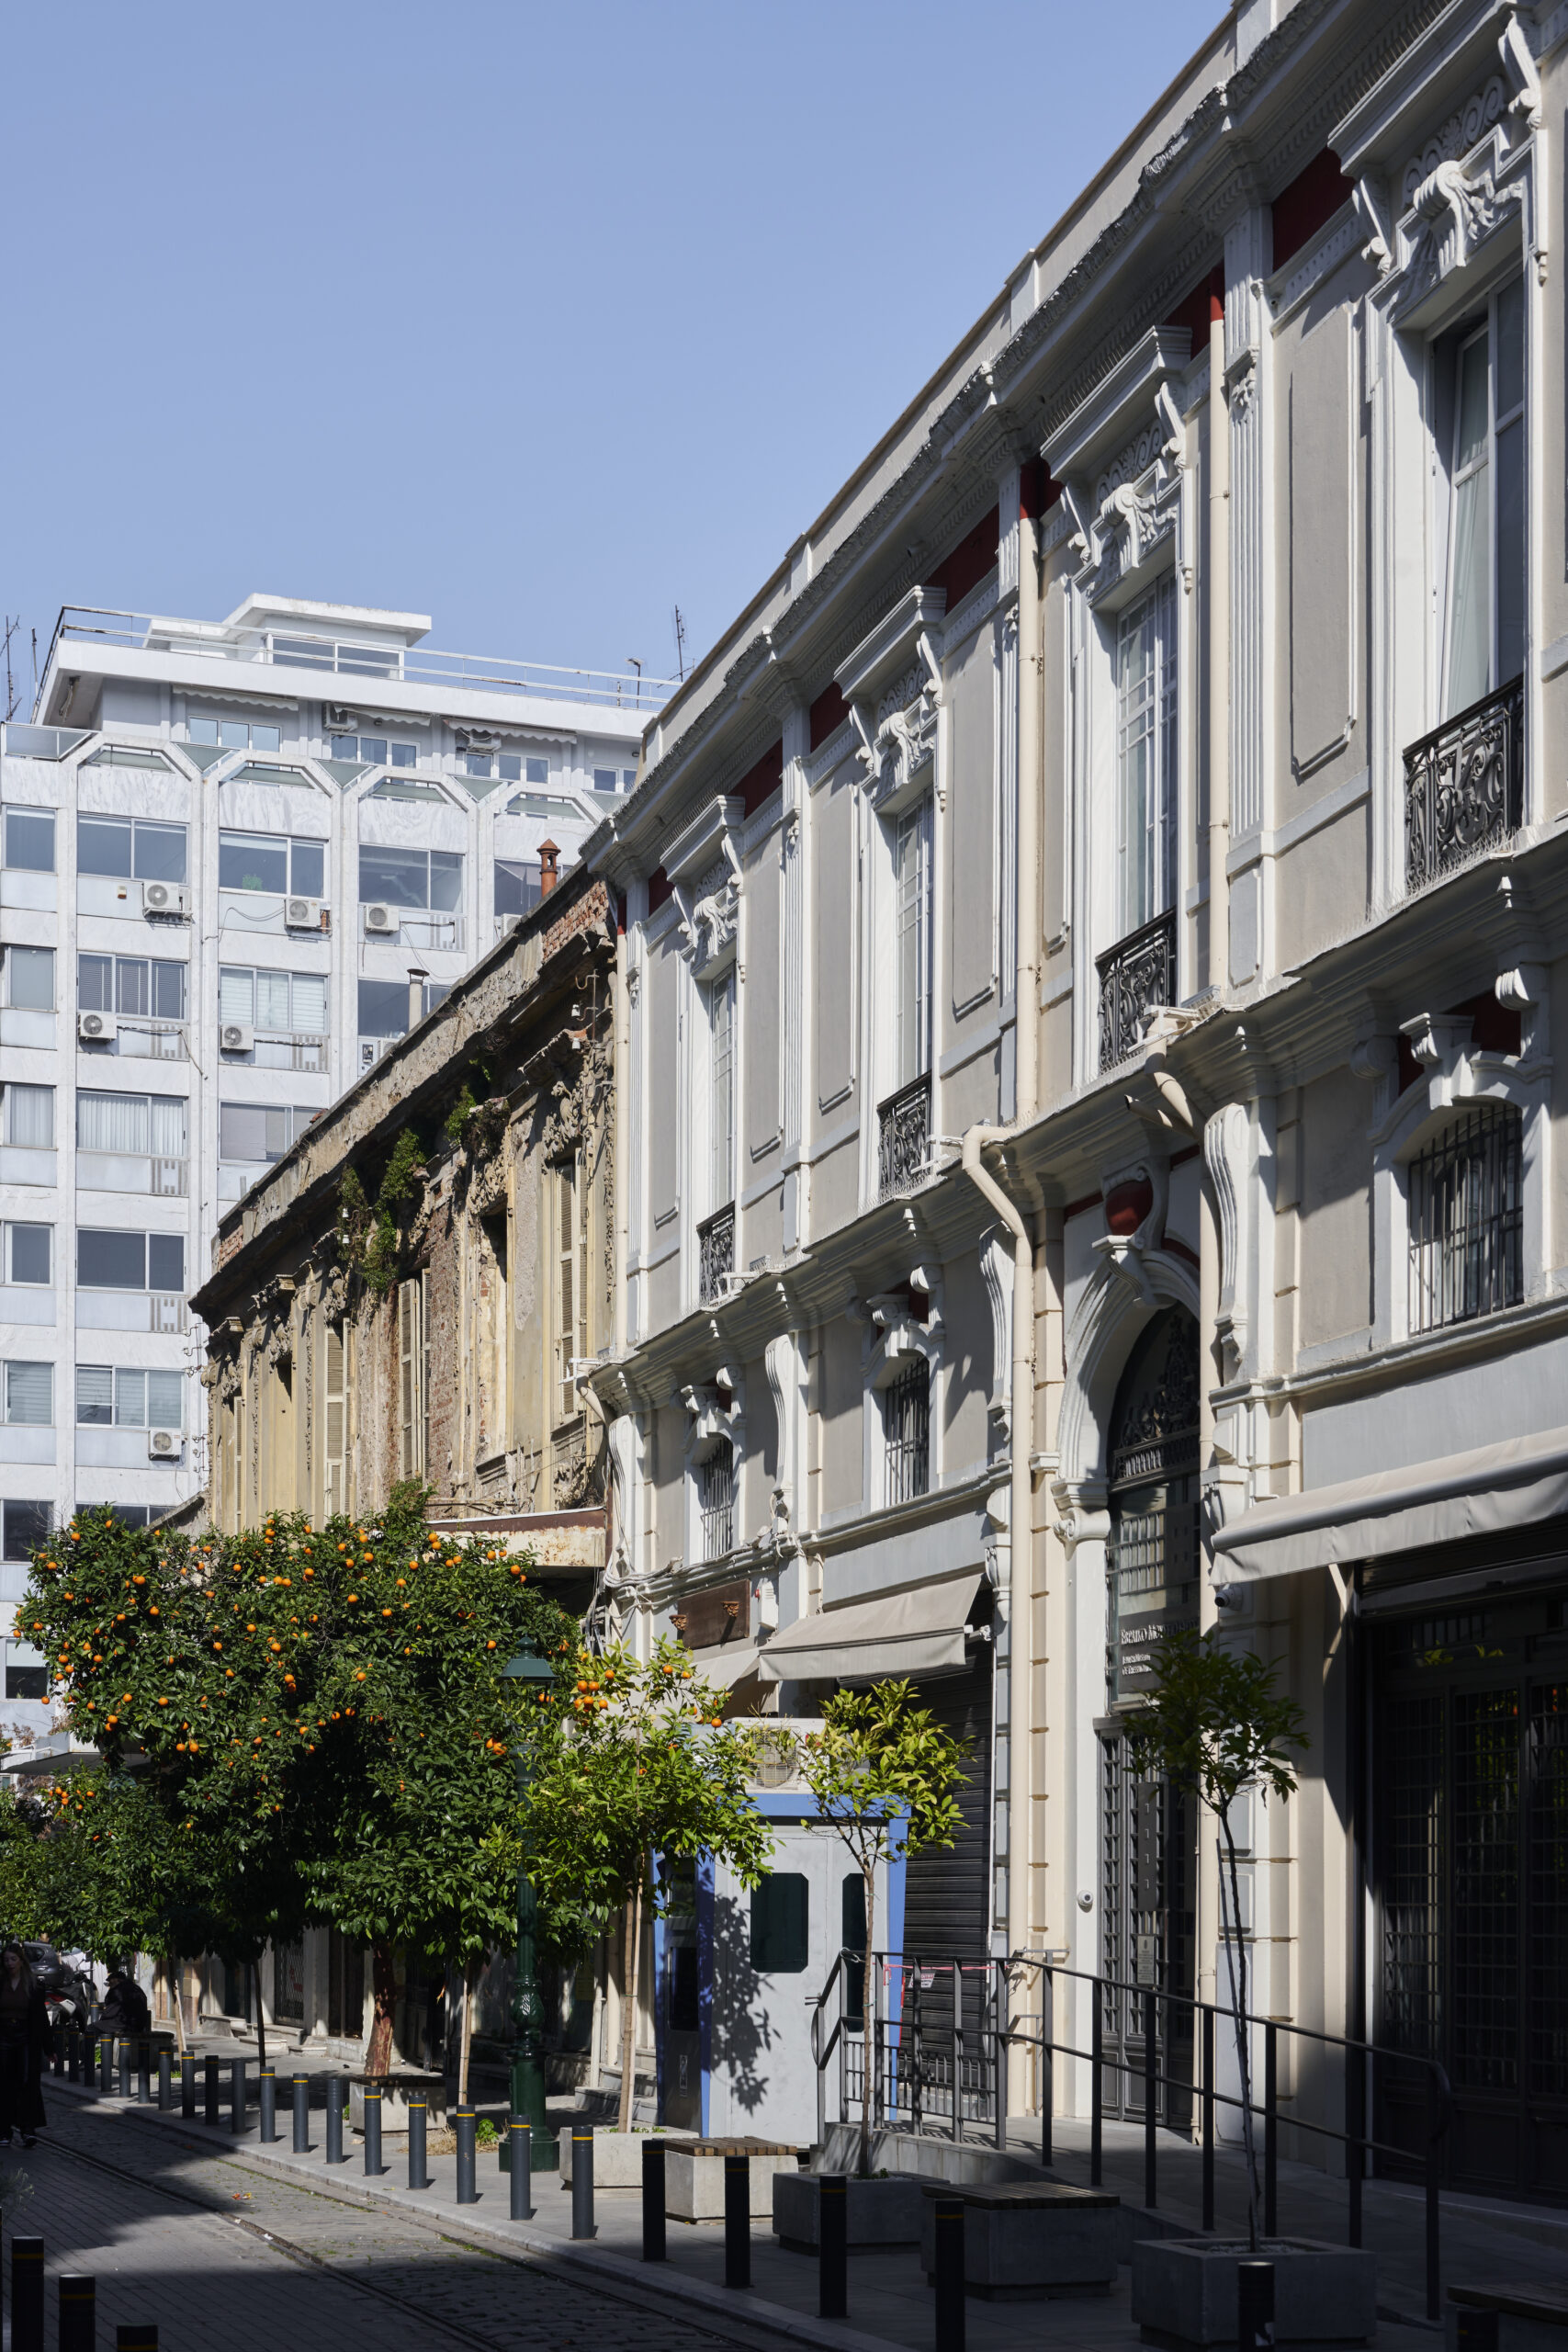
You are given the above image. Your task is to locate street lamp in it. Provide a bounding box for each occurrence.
[502,1639,558,2167]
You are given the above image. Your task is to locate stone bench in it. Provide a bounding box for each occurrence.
[774,2172,926,2252]
[666,2138,804,2222]
[347,2072,446,2136]
[919,2180,1122,2300]
[556,2128,697,2190]
[1131,2238,1377,2349]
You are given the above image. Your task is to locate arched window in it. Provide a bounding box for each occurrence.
[1406,1100,1522,1333]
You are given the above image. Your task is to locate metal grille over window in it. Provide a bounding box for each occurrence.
[697,1204,734,1306]
[877,1073,931,1198]
[1096,909,1177,1070]
[1407,1101,1522,1333]
[697,1442,735,1563]
[1404,676,1524,893]
[883,1360,930,1505]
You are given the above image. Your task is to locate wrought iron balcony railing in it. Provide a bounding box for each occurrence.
[878,1073,931,1199]
[1404,673,1523,894]
[697,1203,735,1306]
[1097,907,1177,1069]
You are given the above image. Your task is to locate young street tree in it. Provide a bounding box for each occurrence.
[519,1634,777,2132]
[1126,1625,1308,2251]
[797,1679,968,2177]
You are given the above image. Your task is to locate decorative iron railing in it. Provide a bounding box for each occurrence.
[697,1204,734,1306]
[1097,908,1177,1069]
[1403,673,1523,894]
[877,1073,931,1198]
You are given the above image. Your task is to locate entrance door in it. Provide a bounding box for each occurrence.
[1372,1590,1568,2199]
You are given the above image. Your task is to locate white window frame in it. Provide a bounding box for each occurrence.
[3,1362,52,1426]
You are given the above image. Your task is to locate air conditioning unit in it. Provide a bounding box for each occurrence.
[147,1428,183,1462]
[77,1010,117,1043]
[220,1023,254,1055]
[325,705,356,730]
[285,897,325,930]
[363,901,398,935]
[140,880,188,917]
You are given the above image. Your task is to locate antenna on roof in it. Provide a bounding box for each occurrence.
[1,615,18,721]
[671,605,687,684]
[627,655,643,707]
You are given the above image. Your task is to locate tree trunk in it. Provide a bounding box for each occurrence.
[367,1940,396,2078]
[458,1956,478,2108]
[251,1959,267,2075]
[860,1858,877,2180]
[617,1859,645,2134]
[1218,1826,1261,2251]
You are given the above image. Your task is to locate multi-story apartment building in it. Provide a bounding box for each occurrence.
[580,0,1568,2194]
[0,594,660,1736]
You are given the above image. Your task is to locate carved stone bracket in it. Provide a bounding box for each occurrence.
[1202,1102,1250,1383]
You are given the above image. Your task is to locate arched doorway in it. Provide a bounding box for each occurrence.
[1098,1304,1201,2126]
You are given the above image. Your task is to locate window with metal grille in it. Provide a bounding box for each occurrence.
[697,1442,735,1562]
[1116,573,1179,935]
[1407,1101,1522,1332]
[883,1360,930,1505]
[895,802,932,1091]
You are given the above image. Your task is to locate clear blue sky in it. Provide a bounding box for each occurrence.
[3,0,1222,699]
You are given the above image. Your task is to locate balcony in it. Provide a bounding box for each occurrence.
[878,1073,931,1199]
[698,1204,735,1306]
[1097,908,1177,1069]
[1404,674,1523,895]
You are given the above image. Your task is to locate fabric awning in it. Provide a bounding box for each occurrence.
[686,1642,765,1690]
[754,1570,983,1685]
[1211,1426,1568,1583]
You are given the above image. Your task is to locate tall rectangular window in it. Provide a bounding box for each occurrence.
[1,1500,51,1562]
[3,808,54,873]
[553,1159,586,1422]
[323,1322,347,1520]
[4,1363,52,1426]
[2,1224,51,1284]
[697,1442,736,1562]
[709,973,736,1214]
[883,1361,931,1504]
[894,803,932,1090]
[6,947,54,1009]
[398,1277,426,1480]
[1115,573,1179,935]
[3,1085,54,1148]
[1442,277,1525,718]
[1408,1102,1523,1333]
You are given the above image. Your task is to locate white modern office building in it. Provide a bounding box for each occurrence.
[0,593,663,1721]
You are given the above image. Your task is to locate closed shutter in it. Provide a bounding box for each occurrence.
[323,1324,345,1518]
[398,1280,424,1479]
[900,1655,992,1962]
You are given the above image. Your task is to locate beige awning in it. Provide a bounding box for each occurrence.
[1212,1426,1568,1583]
[754,1570,983,1685]
[685,1642,765,1690]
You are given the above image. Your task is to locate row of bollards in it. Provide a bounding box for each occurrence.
[10,2233,159,2351]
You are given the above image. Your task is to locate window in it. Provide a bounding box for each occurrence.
[76,1366,184,1429]
[3,1085,54,1148]
[219,831,325,899]
[79,955,187,1022]
[462,751,527,783]
[77,1229,185,1292]
[1408,1102,1523,1333]
[552,1159,587,1422]
[494,859,542,921]
[76,1502,151,1528]
[3,807,54,873]
[697,1442,736,1563]
[894,802,932,1089]
[1115,573,1179,934]
[219,1103,316,1163]
[593,768,617,793]
[6,1661,47,1701]
[190,716,282,752]
[5,947,53,1010]
[883,1360,931,1505]
[82,743,173,773]
[358,845,463,910]
[1,1500,50,1563]
[398,1277,427,1481]
[323,1322,348,1520]
[3,1225,51,1285]
[841,1874,868,2029]
[750,1873,809,1973]
[504,790,580,820]
[76,1093,187,1159]
[709,973,736,1214]
[357,978,449,1038]
[331,734,419,768]
[4,1363,52,1425]
[77,816,187,884]
[1440,278,1525,718]
[219,967,328,1035]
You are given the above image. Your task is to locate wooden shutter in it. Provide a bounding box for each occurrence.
[323,1323,345,1519]
[398,1280,424,1478]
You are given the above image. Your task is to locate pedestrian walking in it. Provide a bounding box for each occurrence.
[99,1966,151,2039]
[0,1941,54,2148]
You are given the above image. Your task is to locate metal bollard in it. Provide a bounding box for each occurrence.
[117,2331,159,2351]
[818,2173,847,2319]
[292,2072,310,2154]
[230,2055,246,2134]
[508,2119,533,2221]
[1237,2259,1275,2352]
[137,2038,151,2103]
[363,2085,383,2176]
[203,2053,220,2126]
[98,2032,113,2095]
[65,2027,77,2080]
[641,2134,665,2261]
[932,2193,965,2352]
[118,2036,132,2098]
[180,2052,196,2120]
[157,2049,172,2110]
[570,2122,594,2240]
[408,2097,428,2190]
[723,2151,750,2290]
[12,2233,44,2352]
[259,2068,276,2143]
[51,2028,62,2076]
[455,2108,477,2205]
[326,2075,345,2164]
[58,2274,96,2352]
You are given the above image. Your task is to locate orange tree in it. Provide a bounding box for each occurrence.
[23,1495,577,2077]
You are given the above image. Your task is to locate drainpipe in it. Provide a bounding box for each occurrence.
[1207,300,1231,994]
[961,1126,1032,1984]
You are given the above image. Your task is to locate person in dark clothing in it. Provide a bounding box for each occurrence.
[0,1943,53,2146]
[98,1967,151,2038]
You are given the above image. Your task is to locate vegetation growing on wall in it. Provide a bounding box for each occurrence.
[337,1127,428,1298]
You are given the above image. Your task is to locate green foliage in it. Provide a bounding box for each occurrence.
[337,1128,429,1296]
[443,1062,492,1149]
[475,2116,498,2146]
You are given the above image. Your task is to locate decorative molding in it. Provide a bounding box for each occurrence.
[978,1227,1014,1442]
[1203,1103,1250,1382]
[1399,75,1506,208]
[1396,147,1524,320]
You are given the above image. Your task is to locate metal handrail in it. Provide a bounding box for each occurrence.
[809,1948,1453,2320]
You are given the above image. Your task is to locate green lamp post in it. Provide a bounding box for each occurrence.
[502,1639,558,2168]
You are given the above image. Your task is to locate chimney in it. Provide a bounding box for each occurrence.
[407,965,428,1034]
[538,839,559,897]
